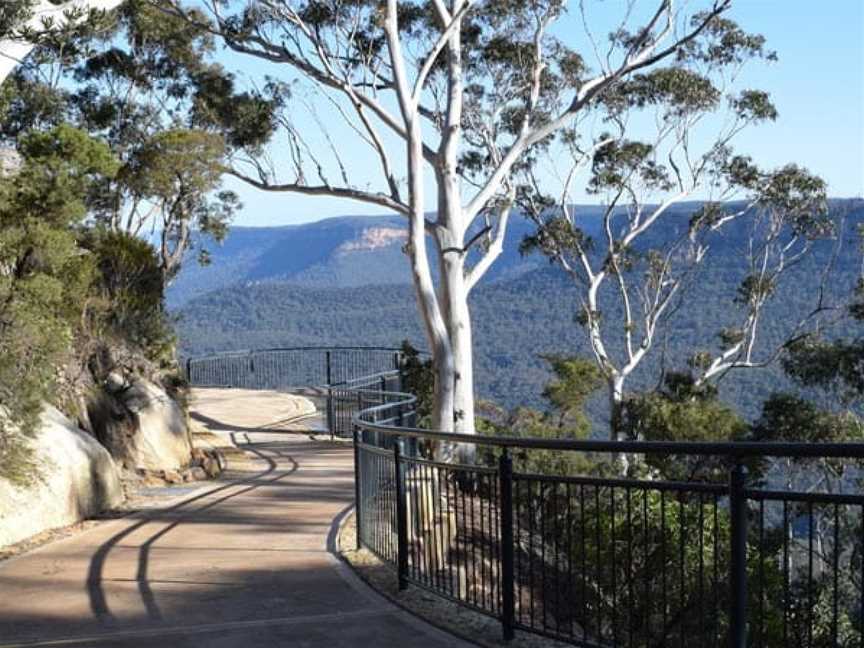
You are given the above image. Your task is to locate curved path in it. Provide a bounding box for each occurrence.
[0,388,470,648]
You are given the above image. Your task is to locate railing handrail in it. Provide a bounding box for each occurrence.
[185,347,864,460]
[184,345,418,364]
[354,407,864,459]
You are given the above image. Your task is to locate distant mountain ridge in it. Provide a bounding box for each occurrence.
[169,200,864,308]
[173,199,864,424]
[168,212,548,307]
[167,202,663,307]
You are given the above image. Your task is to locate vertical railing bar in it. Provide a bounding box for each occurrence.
[353,426,362,551]
[542,484,549,633]
[456,471,464,603]
[420,460,429,585]
[729,462,748,648]
[471,470,479,609]
[553,482,561,637]
[713,496,720,648]
[494,474,502,612]
[516,477,523,626]
[412,460,423,583]
[581,484,588,642]
[499,449,515,642]
[758,499,765,648]
[395,439,408,591]
[480,471,488,612]
[679,497,685,648]
[661,489,667,645]
[642,488,649,647]
[809,501,814,648]
[699,492,705,645]
[593,485,601,640]
[627,485,633,648]
[460,472,468,602]
[434,464,444,594]
[783,499,789,646]
[427,463,438,590]
[325,351,333,438]
[445,470,455,597]
[372,452,379,556]
[529,480,536,630]
[833,502,840,648]
[490,472,498,613]
[567,481,574,639]
[611,485,618,647]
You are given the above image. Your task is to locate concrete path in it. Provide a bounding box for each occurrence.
[0,388,471,647]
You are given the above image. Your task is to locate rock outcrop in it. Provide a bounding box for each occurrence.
[89,377,192,472]
[0,406,123,548]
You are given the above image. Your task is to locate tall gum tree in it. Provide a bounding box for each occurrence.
[519,27,833,444]
[154,0,750,451]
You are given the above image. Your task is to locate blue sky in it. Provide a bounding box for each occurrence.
[219,1,864,227]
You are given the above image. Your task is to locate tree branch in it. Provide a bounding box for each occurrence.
[226,168,410,216]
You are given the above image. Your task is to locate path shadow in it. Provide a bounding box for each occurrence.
[190,411,327,436]
[86,436,298,625]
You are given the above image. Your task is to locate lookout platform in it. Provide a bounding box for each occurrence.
[0,388,468,648]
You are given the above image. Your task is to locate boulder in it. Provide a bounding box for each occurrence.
[0,406,124,548]
[90,378,192,472]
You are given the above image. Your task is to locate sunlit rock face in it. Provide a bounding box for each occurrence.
[89,377,192,472]
[0,406,124,548]
[337,227,407,253]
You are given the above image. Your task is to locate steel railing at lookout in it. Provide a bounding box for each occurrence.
[186,346,864,648]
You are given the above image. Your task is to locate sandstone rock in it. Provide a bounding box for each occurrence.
[185,466,208,482]
[0,406,124,548]
[90,378,192,472]
[104,371,129,394]
[161,469,183,484]
[202,454,221,478]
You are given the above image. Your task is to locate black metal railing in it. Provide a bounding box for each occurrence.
[185,346,405,437]
[186,347,864,648]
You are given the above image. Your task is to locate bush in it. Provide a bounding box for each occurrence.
[0,125,114,482]
[82,228,175,364]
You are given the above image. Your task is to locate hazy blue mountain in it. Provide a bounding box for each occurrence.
[167,212,562,307]
[173,198,864,429]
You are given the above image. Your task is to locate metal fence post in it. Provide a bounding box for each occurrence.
[394,438,409,590]
[729,462,748,648]
[499,448,516,641]
[325,351,334,437]
[353,425,363,551]
[396,351,405,391]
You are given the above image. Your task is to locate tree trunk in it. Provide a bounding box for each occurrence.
[609,375,625,441]
[439,246,476,463]
[431,160,476,462]
[609,374,631,474]
[402,115,455,441]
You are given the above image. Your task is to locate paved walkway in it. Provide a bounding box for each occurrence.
[0,388,470,647]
